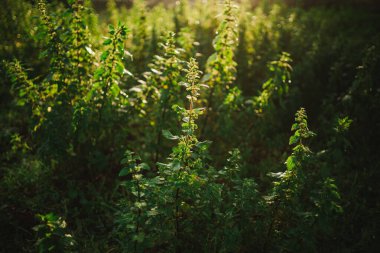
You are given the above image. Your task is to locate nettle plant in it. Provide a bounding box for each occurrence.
[71,21,134,168]
[117,101,342,252]
[253,51,292,114]
[201,0,239,136]
[4,0,96,158]
[6,0,134,159]
[116,58,212,252]
[233,52,293,171]
[133,32,187,163]
[263,108,342,252]
[33,213,76,253]
[86,23,129,114]
[204,0,238,91]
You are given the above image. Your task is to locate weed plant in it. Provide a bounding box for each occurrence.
[1,0,379,252]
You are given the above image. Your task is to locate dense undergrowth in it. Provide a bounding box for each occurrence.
[0,0,379,252]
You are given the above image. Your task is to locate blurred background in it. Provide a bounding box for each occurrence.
[88,0,380,9]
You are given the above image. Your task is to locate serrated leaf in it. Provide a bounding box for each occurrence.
[162,130,179,140]
[116,62,124,75]
[207,53,218,65]
[289,134,299,145]
[100,51,109,61]
[140,163,150,171]
[103,38,112,45]
[94,67,105,79]
[171,159,181,171]
[110,84,120,97]
[119,167,130,177]
[286,156,296,171]
[201,73,211,82]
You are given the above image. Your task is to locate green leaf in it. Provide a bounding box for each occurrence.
[119,167,130,177]
[286,155,296,171]
[94,67,105,79]
[195,140,212,149]
[201,73,211,82]
[110,84,120,97]
[289,131,300,145]
[162,130,179,140]
[100,51,109,61]
[171,159,181,171]
[116,61,124,75]
[205,53,217,66]
[103,38,112,46]
[121,157,131,165]
[109,24,115,33]
[140,163,150,171]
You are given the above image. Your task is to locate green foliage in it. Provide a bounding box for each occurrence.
[205,0,238,90]
[1,0,379,252]
[265,108,342,252]
[199,0,241,145]
[135,31,187,162]
[33,213,76,252]
[117,58,212,252]
[3,60,39,108]
[87,23,129,108]
[254,52,292,114]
